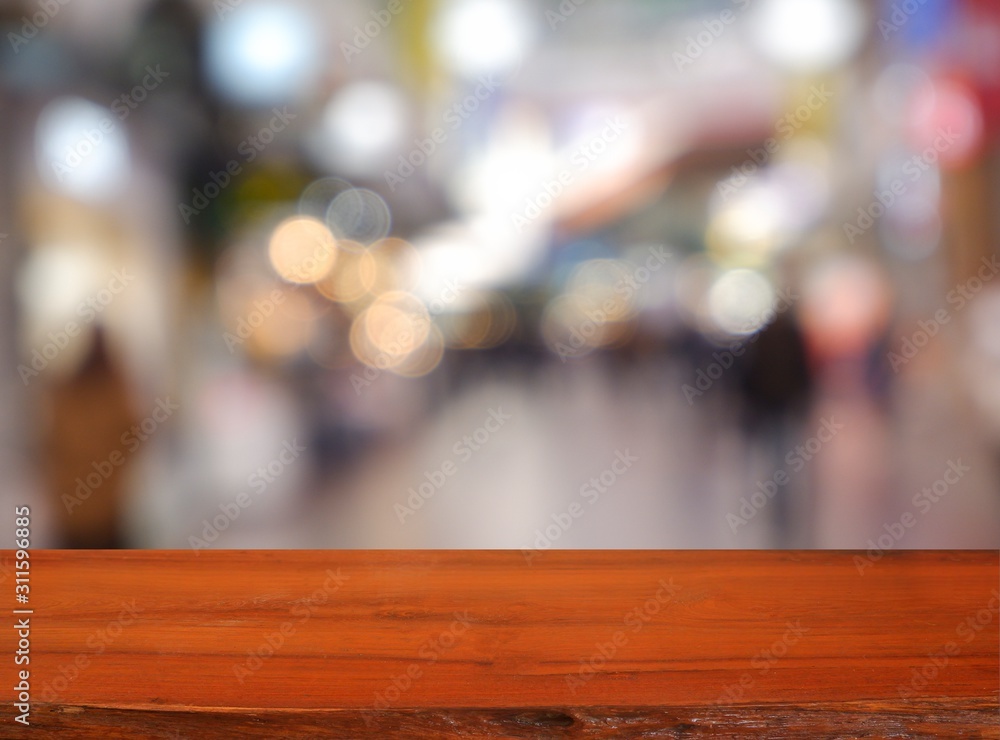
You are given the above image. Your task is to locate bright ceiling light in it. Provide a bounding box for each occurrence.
[432,0,536,79]
[205,3,320,106]
[749,0,866,72]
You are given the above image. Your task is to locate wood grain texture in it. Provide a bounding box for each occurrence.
[2,550,998,738]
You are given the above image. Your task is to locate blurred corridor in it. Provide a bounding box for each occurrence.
[0,0,999,549]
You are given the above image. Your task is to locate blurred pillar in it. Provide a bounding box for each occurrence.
[0,8,30,530]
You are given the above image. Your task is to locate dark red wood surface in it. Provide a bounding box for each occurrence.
[1,550,997,737]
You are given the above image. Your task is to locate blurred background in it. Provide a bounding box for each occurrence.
[1,0,999,549]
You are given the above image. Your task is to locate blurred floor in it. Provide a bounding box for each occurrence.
[198,353,1000,550]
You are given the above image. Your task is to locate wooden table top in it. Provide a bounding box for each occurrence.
[3,550,998,738]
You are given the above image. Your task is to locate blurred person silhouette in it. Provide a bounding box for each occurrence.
[735,308,815,546]
[40,326,139,548]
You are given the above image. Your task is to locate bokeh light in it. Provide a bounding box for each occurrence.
[432,0,536,79]
[749,0,866,72]
[315,82,409,176]
[707,268,776,336]
[205,3,320,106]
[268,216,338,285]
[36,97,130,201]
